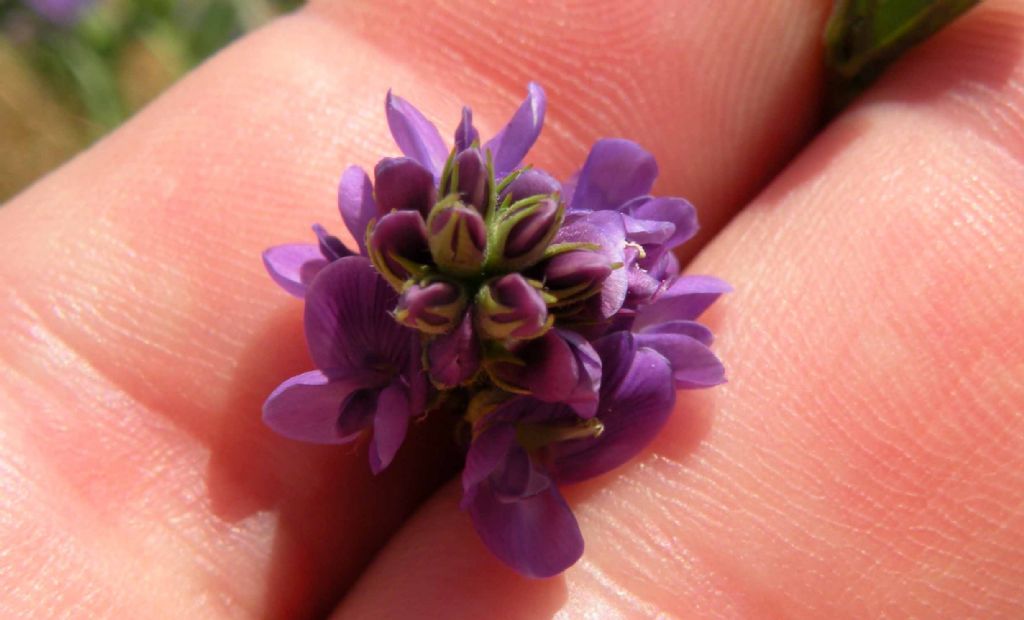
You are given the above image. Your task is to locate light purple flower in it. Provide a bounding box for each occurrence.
[263,256,427,474]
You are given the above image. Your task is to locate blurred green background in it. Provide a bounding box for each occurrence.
[0,0,302,202]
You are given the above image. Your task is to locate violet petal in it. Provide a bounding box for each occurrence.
[557,329,602,419]
[633,275,733,328]
[462,423,517,496]
[303,256,414,376]
[569,139,658,212]
[628,196,698,251]
[466,478,583,579]
[639,319,714,346]
[338,166,377,254]
[262,244,327,298]
[368,380,412,474]
[313,223,353,261]
[428,312,481,388]
[488,332,578,402]
[263,370,368,444]
[636,332,725,388]
[454,106,480,153]
[493,444,551,501]
[555,210,628,318]
[483,82,546,178]
[548,346,675,484]
[385,90,449,178]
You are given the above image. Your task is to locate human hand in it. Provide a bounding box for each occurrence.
[2,1,1022,617]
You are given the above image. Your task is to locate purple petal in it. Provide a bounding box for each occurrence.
[639,319,713,346]
[313,223,353,261]
[465,479,583,578]
[548,347,676,484]
[303,256,415,375]
[628,196,698,250]
[263,370,367,444]
[374,157,437,219]
[636,332,725,389]
[569,139,658,212]
[454,106,480,152]
[489,332,579,402]
[262,244,327,298]
[555,210,628,318]
[385,90,449,178]
[462,423,517,496]
[428,312,481,388]
[484,82,546,178]
[492,445,551,501]
[634,275,732,328]
[338,166,377,254]
[621,212,675,247]
[558,329,602,419]
[368,381,412,474]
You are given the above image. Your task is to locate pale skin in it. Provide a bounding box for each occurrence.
[2,0,1023,617]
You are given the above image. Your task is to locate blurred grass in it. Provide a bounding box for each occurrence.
[0,0,301,202]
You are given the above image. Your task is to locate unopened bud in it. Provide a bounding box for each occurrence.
[490,196,564,272]
[475,274,552,341]
[427,200,487,277]
[367,210,431,290]
[374,157,437,219]
[539,249,612,306]
[393,280,466,335]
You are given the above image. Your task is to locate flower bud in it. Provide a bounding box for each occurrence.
[538,249,612,306]
[475,274,552,341]
[427,312,481,388]
[490,196,564,272]
[367,210,432,290]
[500,168,560,203]
[393,280,466,335]
[455,148,488,213]
[374,157,437,219]
[427,200,487,277]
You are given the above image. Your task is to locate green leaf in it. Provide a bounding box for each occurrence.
[825,0,981,113]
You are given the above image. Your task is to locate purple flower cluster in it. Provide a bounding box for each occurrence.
[262,84,729,577]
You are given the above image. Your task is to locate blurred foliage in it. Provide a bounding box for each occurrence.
[824,0,981,114]
[0,0,302,201]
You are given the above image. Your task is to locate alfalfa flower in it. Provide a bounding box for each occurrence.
[261,84,729,577]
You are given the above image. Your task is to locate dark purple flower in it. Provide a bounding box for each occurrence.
[263,257,427,474]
